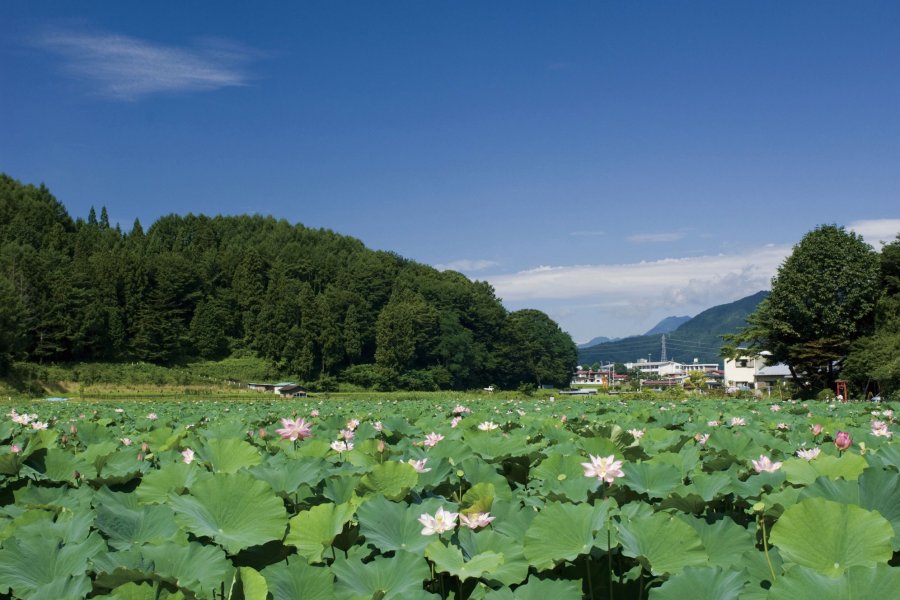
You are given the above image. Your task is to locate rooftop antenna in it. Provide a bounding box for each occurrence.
[660,334,667,362]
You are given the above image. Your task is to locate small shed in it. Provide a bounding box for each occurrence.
[278,384,307,398]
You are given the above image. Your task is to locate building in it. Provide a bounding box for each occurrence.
[723,351,793,392]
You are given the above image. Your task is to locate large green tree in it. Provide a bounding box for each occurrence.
[729,225,880,391]
[497,309,578,389]
[843,235,900,396]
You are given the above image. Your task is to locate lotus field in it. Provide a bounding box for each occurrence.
[0,396,898,599]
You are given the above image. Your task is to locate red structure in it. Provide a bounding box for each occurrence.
[835,380,848,402]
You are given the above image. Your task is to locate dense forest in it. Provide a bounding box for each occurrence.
[0,174,576,390]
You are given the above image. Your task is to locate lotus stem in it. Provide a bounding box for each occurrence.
[586,553,595,600]
[758,514,777,583]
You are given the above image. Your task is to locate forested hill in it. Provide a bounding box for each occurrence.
[577,291,769,366]
[0,174,576,390]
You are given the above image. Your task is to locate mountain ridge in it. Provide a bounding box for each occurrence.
[577,291,769,365]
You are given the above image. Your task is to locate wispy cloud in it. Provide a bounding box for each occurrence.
[627,232,685,243]
[34,27,264,100]
[486,244,789,303]
[486,245,789,339]
[847,219,900,247]
[434,259,500,273]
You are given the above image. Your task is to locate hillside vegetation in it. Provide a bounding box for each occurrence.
[578,291,769,365]
[0,174,576,392]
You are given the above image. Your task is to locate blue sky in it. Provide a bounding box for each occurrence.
[3,1,899,343]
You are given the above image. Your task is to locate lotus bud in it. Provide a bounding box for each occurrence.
[811,423,823,436]
[258,427,267,439]
[60,435,68,445]
[137,453,144,461]
[141,442,149,453]
[377,439,385,453]
[69,424,77,434]
[10,444,21,454]
[834,431,851,451]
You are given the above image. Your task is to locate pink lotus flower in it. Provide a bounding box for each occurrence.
[834,431,852,451]
[777,423,789,431]
[339,428,355,441]
[871,421,892,438]
[31,421,49,430]
[275,418,312,441]
[423,432,444,448]
[418,507,459,535]
[459,512,495,529]
[114,408,124,414]
[309,409,320,417]
[478,421,499,431]
[346,419,360,431]
[770,404,782,412]
[581,454,625,484]
[407,458,431,473]
[120,437,132,446]
[450,416,463,428]
[730,417,746,426]
[627,428,645,440]
[181,448,195,464]
[10,444,21,454]
[811,423,824,436]
[374,421,384,432]
[751,455,783,473]
[707,420,720,427]
[452,405,471,415]
[796,447,821,460]
[146,413,158,421]
[694,433,710,445]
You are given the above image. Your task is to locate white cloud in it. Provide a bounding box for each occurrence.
[35,28,263,100]
[486,244,789,304]
[627,232,685,243]
[434,259,499,273]
[847,219,900,247]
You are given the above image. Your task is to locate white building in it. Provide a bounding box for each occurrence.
[724,351,793,391]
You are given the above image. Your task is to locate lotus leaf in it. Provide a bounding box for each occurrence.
[169,472,288,554]
[285,501,356,563]
[358,461,418,500]
[648,566,747,600]
[617,511,707,575]
[769,497,893,575]
[261,561,335,600]
[523,501,600,569]
[765,564,900,600]
[332,549,430,600]
[198,437,262,473]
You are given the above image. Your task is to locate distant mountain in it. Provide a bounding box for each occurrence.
[577,291,769,366]
[578,335,617,348]
[644,315,691,336]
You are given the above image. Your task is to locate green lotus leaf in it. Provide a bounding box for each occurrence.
[530,453,595,502]
[766,564,900,600]
[523,501,598,569]
[868,444,900,470]
[801,468,900,550]
[285,502,356,563]
[332,549,430,600]
[169,472,288,554]
[357,495,449,554]
[238,567,268,600]
[251,454,328,496]
[769,497,893,576]
[781,454,868,486]
[0,530,106,599]
[459,458,514,501]
[91,448,147,484]
[261,561,335,600]
[93,541,234,600]
[324,473,362,504]
[682,516,755,569]
[686,472,732,501]
[42,447,96,482]
[425,540,504,580]
[198,437,262,473]
[13,482,93,511]
[461,482,496,514]
[577,437,620,458]
[93,581,185,599]
[358,461,418,500]
[617,511,707,575]
[139,542,234,598]
[621,461,683,499]
[706,430,760,459]
[94,487,182,550]
[135,461,202,504]
[648,566,747,600]
[465,432,530,460]
[480,576,583,600]
[458,528,529,586]
[82,441,119,468]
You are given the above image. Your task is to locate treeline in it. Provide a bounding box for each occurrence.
[0,174,576,390]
